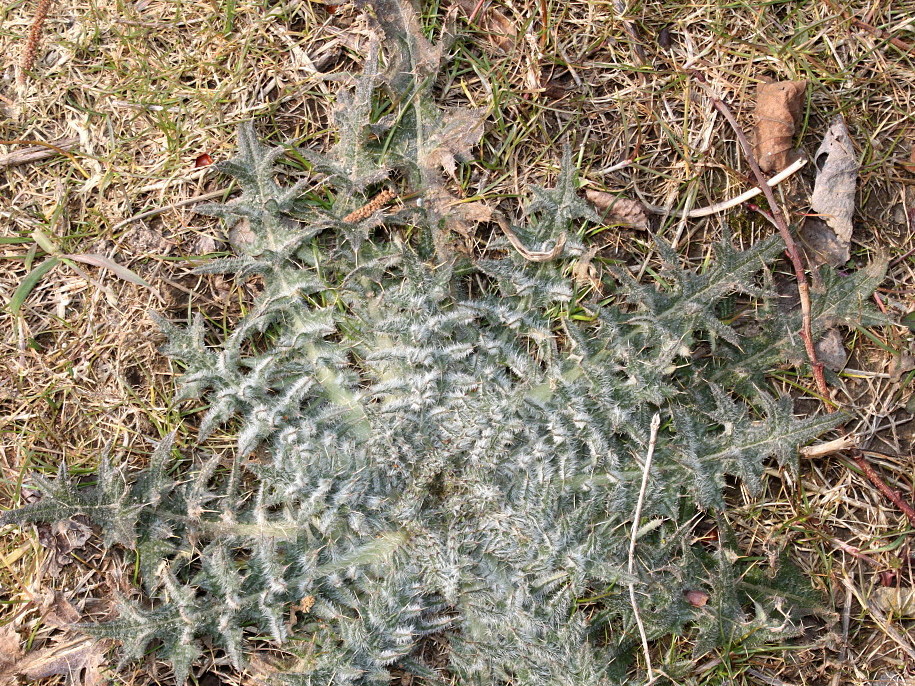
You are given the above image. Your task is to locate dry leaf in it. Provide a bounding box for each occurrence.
[0,625,23,678]
[753,80,806,173]
[453,0,516,53]
[37,518,93,578]
[798,216,847,268]
[585,190,649,230]
[804,115,858,266]
[0,626,107,686]
[42,592,82,628]
[572,245,601,290]
[425,107,488,180]
[889,353,915,382]
[684,589,710,607]
[420,107,491,245]
[873,587,915,616]
[814,328,848,372]
[16,637,107,686]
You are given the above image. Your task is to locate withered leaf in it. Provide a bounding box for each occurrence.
[585,190,649,230]
[425,107,488,180]
[572,246,601,290]
[0,624,23,676]
[0,628,107,686]
[753,80,806,173]
[453,0,516,53]
[873,586,915,616]
[16,637,107,686]
[814,328,848,372]
[888,353,915,383]
[37,517,93,578]
[798,216,847,268]
[805,115,857,266]
[370,0,447,92]
[684,589,710,607]
[42,591,82,628]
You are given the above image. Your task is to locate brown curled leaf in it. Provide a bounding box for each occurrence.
[585,190,649,230]
[753,80,806,173]
[684,589,710,607]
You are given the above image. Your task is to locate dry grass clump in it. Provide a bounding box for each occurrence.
[2,0,915,683]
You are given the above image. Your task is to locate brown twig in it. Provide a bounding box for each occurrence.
[706,92,830,401]
[823,0,915,56]
[851,450,915,528]
[18,0,54,85]
[0,136,78,168]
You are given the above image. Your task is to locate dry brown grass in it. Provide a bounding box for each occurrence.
[3,0,915,683]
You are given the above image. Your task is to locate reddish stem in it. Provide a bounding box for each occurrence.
[852,451,915,528]
[708,95,830,403]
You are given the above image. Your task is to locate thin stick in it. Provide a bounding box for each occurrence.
[0,137,78,168]
[112,189,229,231]
[706,92,829,400]
[494,211,566,262]
[0,138,88,178]
[850,450,915,527]
[799,434,857,458]
[640,157,807,219]
[628,413,661,682]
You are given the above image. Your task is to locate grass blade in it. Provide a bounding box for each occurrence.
[8,257,60,315]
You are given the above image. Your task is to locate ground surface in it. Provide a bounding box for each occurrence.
[2,0,915,684]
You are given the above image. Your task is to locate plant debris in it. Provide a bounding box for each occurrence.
[36,517,93,577]
[13,637,107,686]
[0,622,107,686]
[753,79,806,173]
[814,327,848,371]
[453,0,516,53]
[800,115,858,266]
[585,190,650,230]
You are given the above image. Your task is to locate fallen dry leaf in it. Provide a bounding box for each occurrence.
[0,624,23,678]
[572,245,601,290]
[753,80,806,173]
[425,107,488,180]
[41,591,82,628]
[814,328,848,371]
[0,625,107,686]
[585,190,649,230]
[37,517,93,578]
[684,589,710,607]
[889,353,915,383]
[453,0,516,53]
[16,637,108,686]
[803,115,858,266]
[873,586,915,616]
[798,216,848,268]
